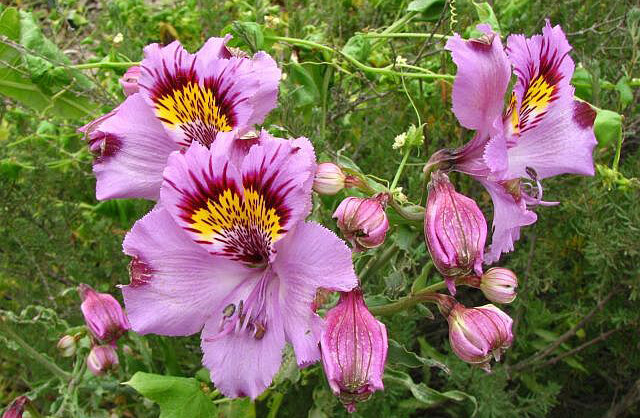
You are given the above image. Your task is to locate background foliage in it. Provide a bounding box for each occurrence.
[1,0,639,417]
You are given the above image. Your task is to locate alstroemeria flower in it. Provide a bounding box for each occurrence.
[427,21,596,262]
[79,35,280,201]
[120,133,358,398]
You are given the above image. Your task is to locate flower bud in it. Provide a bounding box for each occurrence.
[446,302,513,372]
[57,335,78,357]
[2,396,29,418]
[321,288,388,412]
[119,66,141,96]
[424,171,487,295]
[333,195,389,251]
[480,268,518,304]
[79,284,130,343]
[313,162,346,195]
[87,345,119,376]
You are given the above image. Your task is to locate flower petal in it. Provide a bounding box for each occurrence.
[201,278,285,399]
[505,21,596,179]
[445,24,511,136]
[273,221,358,365]
[83,94,177,200]
[479,179,537,264]
[121,206,254,336]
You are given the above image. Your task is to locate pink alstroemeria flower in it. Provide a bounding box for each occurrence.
[79,35,280,201]
[120,132,358,398]
[427,21,596,263]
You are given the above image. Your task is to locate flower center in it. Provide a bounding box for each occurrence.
[155,81,233,147]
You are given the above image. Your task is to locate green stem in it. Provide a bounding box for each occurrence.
[265,35,454,81]
[0,319,71,382]
[369,280,447,316]
[390,146,412,191]
[362,32,449,40]
[359,245,399,281]
[67,61,140,70]
[612,123,624,172]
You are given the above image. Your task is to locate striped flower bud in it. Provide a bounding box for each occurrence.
[480,268,518,303]
[119,66,141,96]
[56,335,78,357]
[425,171,487,295]
[87,345,119,376]
[333,195,389,252]
[313,162,346,195]
[79,284,130,343]
[321,288,388,412]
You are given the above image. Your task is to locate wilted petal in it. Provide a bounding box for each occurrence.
[121,207,254,336]
[479,179,537,263]
[273,222,358,364]
[445,24,511,136]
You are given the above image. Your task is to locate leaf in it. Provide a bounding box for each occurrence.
[92,199,141,227]
[387,339,449,372]
[287,62,320,108]
[384,369,477,414]
[572,66,593,100]
[341,35,371,62]
[472,2,501,33]
[407,0,445,21]
[231,21,265,53]
[594,108,623,148]
[615,77,633,109]
[124,372,217,418]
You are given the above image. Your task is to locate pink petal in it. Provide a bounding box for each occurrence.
[121,206,254,336]
[445,24,511,136]
[273,222,358,364]
[479,179,537,264]
[88,94,178,200]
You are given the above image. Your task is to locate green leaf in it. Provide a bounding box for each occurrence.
[124,372,217,418]
[615,77,633,109]
[472,2,501,33]
[572,66,593,100]
[341,35,371,63]
[384,368,477,414]
[387,339,449,372]
[407,0,445,21]
[231,21,265,53]
[0,159,23,181]
[287,62,320,108]
[594,108,623,148]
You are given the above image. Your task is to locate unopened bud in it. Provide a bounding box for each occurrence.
[333,195,389,252]
[445,301,513,372]
[424,171,487,295]
[480,268,518,304]
[57,335,78,357]
[2,396,29,418]
[321,288,388,412]
[119,66,141,96]
[79,284,130,343]
[313,162,346,195]
[87,345,119,376]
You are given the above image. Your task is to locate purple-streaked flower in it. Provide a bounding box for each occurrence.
[321,288,388,413]
[333,195,389,252]
[79,284,130,343]
[427,21,596,263]
[79,35,280,201]
[479,267,518,303]
[2,396,29,418]
[119,66,141,96]
[313,162,346,195]
[441,299,513,372]
[120,133,358,398]
[87,345,119,376]
[424,171,487,295]
[57,335,78,357]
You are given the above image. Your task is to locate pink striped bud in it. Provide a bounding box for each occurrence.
[321,288,388,412]
[480,268,518,303]
[313,162,346,195]
[119,66,141,96]
[87,345,119,376]
[425,171,487,295]
[57,335,78,357]
[2,396,29,418]
[79,284,130,343]
[445,301,513,372]
[333,195,389,251]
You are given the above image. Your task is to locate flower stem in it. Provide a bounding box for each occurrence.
[67,61,140,70]
[369,280,447,316]
[362,32,449,40]
[0,319,71,382]
[390,146,412,191]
